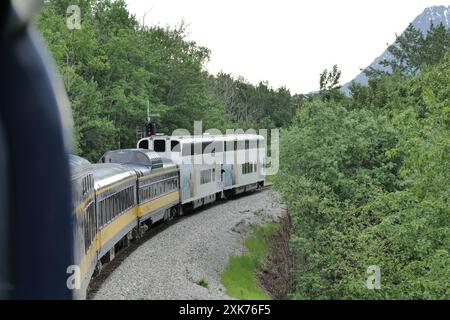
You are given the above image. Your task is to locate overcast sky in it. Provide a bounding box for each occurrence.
[125,0,448,94]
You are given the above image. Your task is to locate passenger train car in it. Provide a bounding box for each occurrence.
[69,150,181,299]
[137,134,265,209]
[69,155,96,299]
[69,134,265,299]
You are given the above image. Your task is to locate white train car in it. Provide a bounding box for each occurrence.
[137,134,265,209]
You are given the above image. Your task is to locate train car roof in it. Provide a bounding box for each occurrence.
[122,158,178,178]
[92,163,136,191]
[68,154,92,179]
[143,134,264,144]
[100,149,163,169]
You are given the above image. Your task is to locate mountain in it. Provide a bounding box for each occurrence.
[341,5,450,95]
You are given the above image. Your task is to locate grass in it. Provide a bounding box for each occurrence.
[265,174,277,184]
[195,278,209,288]
[221,223,280,300]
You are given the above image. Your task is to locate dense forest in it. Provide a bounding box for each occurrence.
[36,0,299,161]
[276,24,449,299]
[37,0,449,299]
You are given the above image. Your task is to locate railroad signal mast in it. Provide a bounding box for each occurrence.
[145,101,159,137]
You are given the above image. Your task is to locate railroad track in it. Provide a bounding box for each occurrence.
[87,184,273,299]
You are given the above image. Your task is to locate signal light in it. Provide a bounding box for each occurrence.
[146,123,156,137]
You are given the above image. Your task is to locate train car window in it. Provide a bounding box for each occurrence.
[119,192,123,213]
[200,169,212,184]
[182,143,191,157]
[212,168,216,182]
[99,201,103,226]
[103,200,107,225]
[108,197,112,221]
[138,140,149,150]
[216,141,223,153]
[245,140,250,150]
[202,142,212,154]
[102,201,106,226]
[107,198,112,223]
[110,196,114,219]
[154,140,166,152]
[171,141,180,152]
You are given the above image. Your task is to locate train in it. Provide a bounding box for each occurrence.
[70,134,266,299]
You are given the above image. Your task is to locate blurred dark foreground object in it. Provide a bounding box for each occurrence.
[0,0,74,299]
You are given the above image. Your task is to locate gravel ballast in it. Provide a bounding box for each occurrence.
[92,190,286,300]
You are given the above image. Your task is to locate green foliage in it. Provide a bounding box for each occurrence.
[195,279,209,289]
[319,65,344,102]
[366,23,450,76]
[276,49,449,299]
[221,223,279,300]
[37,0,296,161]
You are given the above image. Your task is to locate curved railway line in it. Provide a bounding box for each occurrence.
[88,184,274,300]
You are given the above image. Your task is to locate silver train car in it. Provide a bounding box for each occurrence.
[68,155,96,299]
[137,134,266,209]
[69,150,181,299]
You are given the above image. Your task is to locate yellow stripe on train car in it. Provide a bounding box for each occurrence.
[137,191,180,217]
[78,191,180,282]
[97,207,138,250]
[79,237,98,281]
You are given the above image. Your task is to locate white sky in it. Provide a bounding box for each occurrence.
[125,0,448,94]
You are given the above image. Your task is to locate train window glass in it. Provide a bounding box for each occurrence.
[108,197,112,222]
[139,140,149,150]
[200,169,212,184]
[105,199,109,224]
[154,140,166,152]
[123,190,126,211]
[111,196,115,218]
[104,199,108,224]
[245,140,249,150]
[110,197,114,219]
[217,141,223,153]
[101,200,105,226]
[171,141,180,152]
[182,144,191,157]
[225,140,233,152]
[99,201,103,226]
[202,141,214,154]
[115,194,119,216]
[212,168,216,182]
[117,194,121,215]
